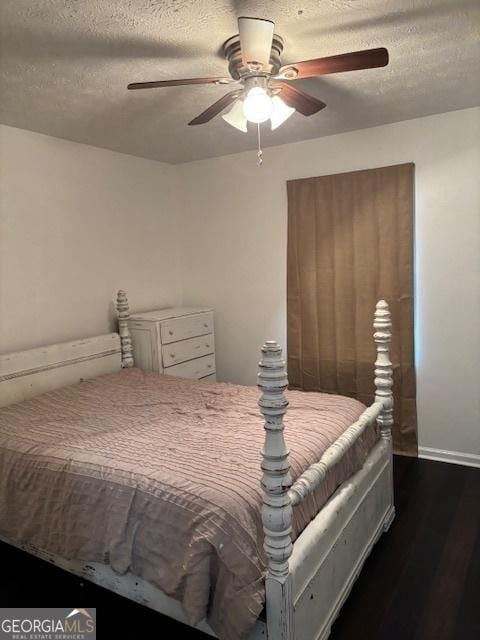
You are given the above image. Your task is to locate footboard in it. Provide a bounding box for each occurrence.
[289,439,393,640]
[258,301,395,640]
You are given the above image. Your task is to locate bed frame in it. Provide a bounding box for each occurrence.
[0,290,395,640]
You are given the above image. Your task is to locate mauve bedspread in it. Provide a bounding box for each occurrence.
[0,368,377,639]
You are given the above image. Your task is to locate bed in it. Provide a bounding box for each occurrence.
[0,291,395,640]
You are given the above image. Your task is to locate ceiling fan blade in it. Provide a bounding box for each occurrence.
[277,47,389,80]
[188,90,243,126]
[238,17,274,67]
[273,82,326,117]
[127,77,234,90]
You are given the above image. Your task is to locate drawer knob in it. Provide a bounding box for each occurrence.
[170,353,175,358]
[169,330,174,336]
[206,343,210,348]
[204,323,208,328]
[207,364,212,369]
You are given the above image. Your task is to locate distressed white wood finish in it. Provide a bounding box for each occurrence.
[374,300,394,441]
[289,401,384,506]
[0,531,267,639]
[0,333,121,407]
[252,301,395,640]
[130,307,211,322]
[161,334,214,367]
[0,300,395,640]
[200,372,218,383]
[128,304,216,379]
[166,353,216,379]
[288,439,393,640]
[258,341,294,640]
[160,311,214,344]
[373,299,395,524]
[115,289,134,368]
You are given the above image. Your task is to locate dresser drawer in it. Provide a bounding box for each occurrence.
[200,373,217,383]
[165,354,215,379]
[161,312,213,344]
[162,334,214,368]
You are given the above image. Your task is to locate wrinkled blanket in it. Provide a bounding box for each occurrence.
[0,368,377,639]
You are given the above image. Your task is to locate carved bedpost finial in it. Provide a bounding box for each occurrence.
[116,290,134,368]
[258,341,293,578]
[374,300,393,440]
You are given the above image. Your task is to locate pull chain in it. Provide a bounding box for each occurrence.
[257,123,263,166]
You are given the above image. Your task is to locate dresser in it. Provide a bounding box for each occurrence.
[128,307,216,382]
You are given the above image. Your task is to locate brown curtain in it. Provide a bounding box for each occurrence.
[287,164,417,455]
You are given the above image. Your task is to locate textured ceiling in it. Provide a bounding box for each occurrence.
[1,0,479,163]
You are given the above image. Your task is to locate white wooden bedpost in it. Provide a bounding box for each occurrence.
[258,341,294,640]
[373,300,393,440]
[116,290,134,368]
[373,300,395,528]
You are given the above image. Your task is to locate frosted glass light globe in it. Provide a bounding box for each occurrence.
[242,87,273,124]
[222,100,248,132]
[270,96,295,130]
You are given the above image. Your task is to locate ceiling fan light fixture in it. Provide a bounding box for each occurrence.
[270,95,295,130]
[127,12,390,136]
[222,99,248,132]
[242,87,273,123]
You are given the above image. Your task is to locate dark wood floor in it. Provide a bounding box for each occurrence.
[1,456,479,639]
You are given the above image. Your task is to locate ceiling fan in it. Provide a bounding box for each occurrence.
[127,17,389,132]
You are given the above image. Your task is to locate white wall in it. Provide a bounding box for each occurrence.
[2,111,479,464]
[177,108,480,463]
[0,125,182,353]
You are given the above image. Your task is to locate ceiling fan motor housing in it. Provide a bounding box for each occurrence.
[222,33,284,80]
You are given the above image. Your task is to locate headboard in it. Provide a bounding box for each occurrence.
[0,291,134,408]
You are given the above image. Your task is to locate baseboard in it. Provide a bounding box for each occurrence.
[418,446,480,468]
